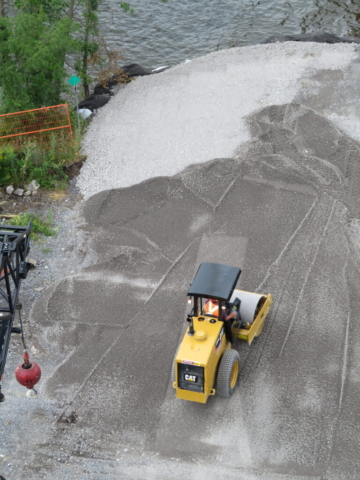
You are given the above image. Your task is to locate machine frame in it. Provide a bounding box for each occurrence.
[173,263,272,403]
[0,223,32,402]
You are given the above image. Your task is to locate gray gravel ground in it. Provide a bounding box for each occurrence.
[79,42,359,198]
[2,42,360,480]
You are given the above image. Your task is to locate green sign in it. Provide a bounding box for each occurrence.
[68,75,80,86]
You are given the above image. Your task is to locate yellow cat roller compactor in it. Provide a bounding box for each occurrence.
[173,263,272,403]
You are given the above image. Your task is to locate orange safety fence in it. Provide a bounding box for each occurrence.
[0,104,73,149]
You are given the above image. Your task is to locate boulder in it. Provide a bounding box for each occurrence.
[25,180,40,192]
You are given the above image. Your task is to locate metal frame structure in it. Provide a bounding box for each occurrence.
[0,223,32,401]
[0,104,73,148]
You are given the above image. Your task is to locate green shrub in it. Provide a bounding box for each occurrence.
[8,210,56,240]
[0,146,18,185]
[0,133,80,189]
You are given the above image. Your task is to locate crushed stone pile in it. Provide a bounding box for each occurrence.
[78,41,359,199]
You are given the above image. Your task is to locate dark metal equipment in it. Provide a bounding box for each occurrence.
[0,223,33,402]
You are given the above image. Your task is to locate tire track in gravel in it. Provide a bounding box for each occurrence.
[278,197,336,356]
[344,143,360,218]
[239,192,335,377]
[229,193,343,472]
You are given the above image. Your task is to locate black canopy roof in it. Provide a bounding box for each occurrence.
[188,263,241,302]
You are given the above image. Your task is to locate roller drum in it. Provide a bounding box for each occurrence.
[230,290,265,325]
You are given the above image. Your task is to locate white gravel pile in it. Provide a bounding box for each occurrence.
[78,41,358,199]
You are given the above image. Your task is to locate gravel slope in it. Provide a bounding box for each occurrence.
[78,41,359,198]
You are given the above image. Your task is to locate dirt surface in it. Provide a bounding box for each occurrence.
[0,185,85,299]
[2,43,360,480]
[0,189,70,215]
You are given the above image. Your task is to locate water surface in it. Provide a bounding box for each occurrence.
[98,0,360,67]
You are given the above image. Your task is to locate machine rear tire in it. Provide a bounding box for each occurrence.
[217,349,240,398]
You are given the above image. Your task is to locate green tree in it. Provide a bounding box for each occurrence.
[0,11,75,112]
[0,0,170,112]
[74,0,99,97]
[75,0,170,97]
[14,0,69,21]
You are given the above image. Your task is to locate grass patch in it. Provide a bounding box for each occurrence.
[0,132,81,189]
[8,210,56,240]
